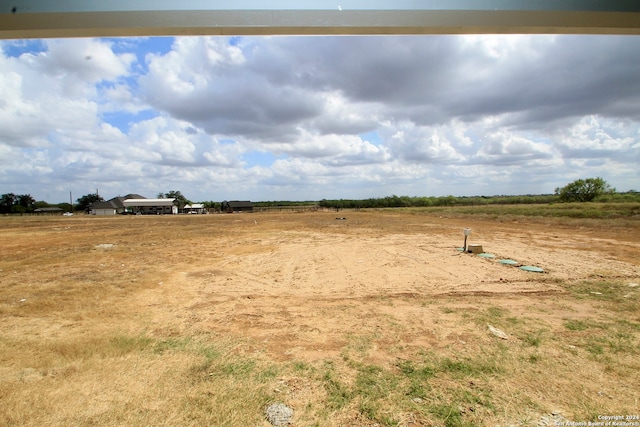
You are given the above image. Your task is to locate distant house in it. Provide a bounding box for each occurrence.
[184,203,205,214]
[90,194,146,216]
[91,200,121,216]
[123,198,177,215]
[222,200,253,213]
[34,207,64,215]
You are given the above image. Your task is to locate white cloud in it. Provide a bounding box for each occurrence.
[553,115,639,158]
[476,129,555,165]
[1,35,639,203]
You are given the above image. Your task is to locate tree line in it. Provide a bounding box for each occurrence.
[0,193,67,214]
[316,178,633,210]
[2,178,636,214]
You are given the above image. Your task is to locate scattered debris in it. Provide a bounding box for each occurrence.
[628,283,639,288]
[19,368,44,383]
[335,217,347,220]
[487,324,509,340]
[265,403,293,426]
[520,265,545,273]
[94,243,116,250]
[597,390,614,399]
[538,410,569,426]
[590,291,603,295]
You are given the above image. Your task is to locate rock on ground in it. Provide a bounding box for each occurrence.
[265,403,293,426]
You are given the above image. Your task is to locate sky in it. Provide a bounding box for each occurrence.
[0,35,639,204]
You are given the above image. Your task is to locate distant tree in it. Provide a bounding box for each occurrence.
[554,177,614,202]
[76,193,104,212]
[17,194,36,210]
[1,193,17,213]
[202,201,220,212]
[34,200,50,209]
[56,203,73,212]
[159,190,190,211]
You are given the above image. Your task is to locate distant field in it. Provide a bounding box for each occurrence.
[1,208,638,426]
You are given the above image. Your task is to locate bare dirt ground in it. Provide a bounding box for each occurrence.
[1,209,639,426]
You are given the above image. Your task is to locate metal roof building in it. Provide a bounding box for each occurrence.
[123,198,177,215]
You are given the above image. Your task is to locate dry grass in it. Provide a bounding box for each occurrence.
[1,211,639,426]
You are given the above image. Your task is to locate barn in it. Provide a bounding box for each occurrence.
[90,194,146,215]
[123,198,177,215]
[184,203,205,214]
[222,200,254,213]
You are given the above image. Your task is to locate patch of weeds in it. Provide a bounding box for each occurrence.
[343,333,378,358]
[395,359,436,380]
[153,337,191,354]
[357,399,400,426]
[505,317,522,326]
[616,319,640,332]
[456,388,494,411]
[355,364,399,401]
[472,306,510,327]
[257,365,279,380]
[322,364,352,410]
[218,359,256,377]
[198,344,221,361]
[396,359,415,375]
[440,306,455,314]
[586,342,605,356]
[189,356,257,383]
[523,330,544,347]
[564,319,590,331]
[395,359,435,400]
[567,280,639,310]
[406,378,431,400]
[486,307,506,319]
[438,357,502,379]
[292,361,313,373]
[606,332,639,354]
[351,363,404,425]
[528,353,542,364]
[109,334,154,354]
[429,404,470,427]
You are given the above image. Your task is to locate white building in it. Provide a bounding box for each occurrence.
[184,203,205,214]
[123,198,177,215]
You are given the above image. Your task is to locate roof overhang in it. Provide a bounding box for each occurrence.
[2,0,640,39]
[123,198,175,207]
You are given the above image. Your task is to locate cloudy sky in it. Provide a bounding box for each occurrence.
[0,35,639,204]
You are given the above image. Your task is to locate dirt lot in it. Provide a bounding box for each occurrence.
[1,210,639,426]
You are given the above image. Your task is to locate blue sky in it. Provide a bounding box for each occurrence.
[0,35,639,203]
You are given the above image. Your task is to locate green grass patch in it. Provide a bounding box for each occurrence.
[523,330,544,347]
[438,357,503,378]
[564,319,591,331]
[565,280,639,310]
[322,363,352,410]
[428,404,471,427]
[153,336,191,354]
